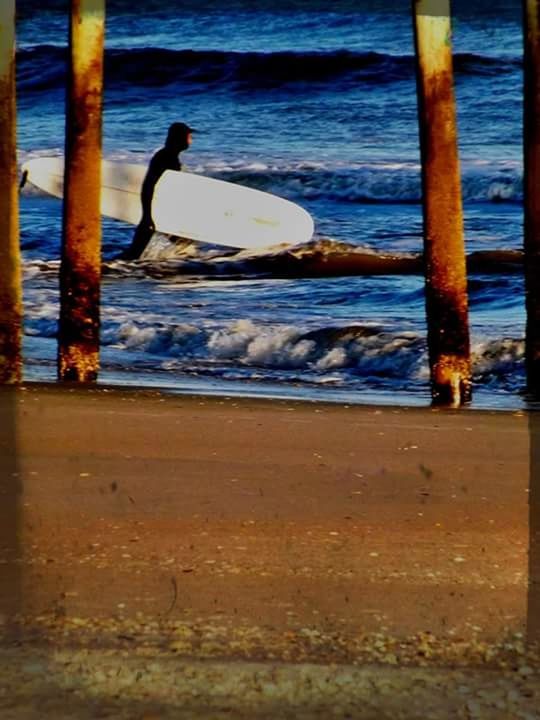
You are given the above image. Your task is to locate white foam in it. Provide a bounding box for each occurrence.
[472,337,524,377]
[315,347,348,370]
[19,151,525,204]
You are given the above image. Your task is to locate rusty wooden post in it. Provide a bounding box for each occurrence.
[412,0,471,406]
[58,0,105,381]
[0,0,22,383]
[524,0,540,397]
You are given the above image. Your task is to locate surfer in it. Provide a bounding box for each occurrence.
[118,122,195,260]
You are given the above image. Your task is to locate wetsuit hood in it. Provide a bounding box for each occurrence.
[165,122,194,153]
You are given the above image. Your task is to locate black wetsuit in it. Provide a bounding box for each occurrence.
[119,130,189,260]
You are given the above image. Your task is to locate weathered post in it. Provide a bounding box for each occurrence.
[0,0,22,383]
[58,0,105,381]
[412,0,471,406]
[524,0,540,397]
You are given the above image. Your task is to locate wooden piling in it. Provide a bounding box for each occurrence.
[0,0,22,383]
[412,0,471,406]
[524,0,540,397]
[58,0,105,382]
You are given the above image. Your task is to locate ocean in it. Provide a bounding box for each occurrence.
[16,0,527,408]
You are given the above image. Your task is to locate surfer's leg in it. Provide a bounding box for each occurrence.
[117,223,154,260]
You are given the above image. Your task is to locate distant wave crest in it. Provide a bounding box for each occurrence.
[19,148,524,207]
[17,46,521,93]
[204,161,524,205]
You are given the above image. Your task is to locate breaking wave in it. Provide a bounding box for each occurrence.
[17,46,521,95]
[19,150,524,206]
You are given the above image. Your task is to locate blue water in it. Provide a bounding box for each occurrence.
[16,0,528,407]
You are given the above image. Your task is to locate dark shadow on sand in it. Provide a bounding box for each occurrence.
[0,387,22,621]
[528,409,540,642]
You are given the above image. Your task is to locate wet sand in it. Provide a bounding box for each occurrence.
[1,384,539,717]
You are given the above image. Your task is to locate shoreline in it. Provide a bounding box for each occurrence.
[18,373,537,413]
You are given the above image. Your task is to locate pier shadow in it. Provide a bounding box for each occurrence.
[0,387,22,622]
[528,409,540,642]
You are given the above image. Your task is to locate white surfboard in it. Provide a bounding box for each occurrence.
[21,156,314,250]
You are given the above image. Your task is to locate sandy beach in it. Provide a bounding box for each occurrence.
[1,384,539,717]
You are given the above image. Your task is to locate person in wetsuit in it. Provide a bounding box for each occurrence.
[118,122,195,260]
